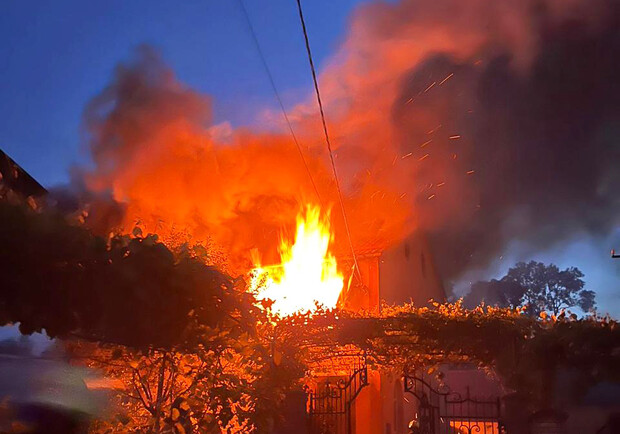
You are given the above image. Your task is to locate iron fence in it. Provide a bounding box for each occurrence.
[307,356,368,434]
[404,374,504,434]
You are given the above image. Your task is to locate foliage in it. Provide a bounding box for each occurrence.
[2,199,618,428]
[0,199,232,347]
[0,200,304,432]
[279,301,620,408]
[62,296,304,433]
[465,261,596,315]
[69,339,302,433]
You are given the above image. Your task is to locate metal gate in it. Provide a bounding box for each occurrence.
[404,374,504,434]
[307,357,368,434]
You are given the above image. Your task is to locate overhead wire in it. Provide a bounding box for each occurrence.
[236,0,323,205]
[294,0,362,283]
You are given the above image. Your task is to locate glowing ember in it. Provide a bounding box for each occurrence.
[251,205,343,316]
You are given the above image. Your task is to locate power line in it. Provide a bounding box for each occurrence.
[236,0,322,205]
[294,0,362,282]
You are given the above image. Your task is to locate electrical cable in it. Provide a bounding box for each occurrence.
[294,0,362,282]
[237,0,323,205]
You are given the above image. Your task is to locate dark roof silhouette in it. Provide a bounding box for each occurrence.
[0,149,47,197]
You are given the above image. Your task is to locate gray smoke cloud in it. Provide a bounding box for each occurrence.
[377,0,620,280]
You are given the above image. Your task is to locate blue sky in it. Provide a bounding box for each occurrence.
[1,0,619,317]
[454,233,620,317]
[0,0,361,186]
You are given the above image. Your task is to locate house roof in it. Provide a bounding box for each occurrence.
[0,149,47,197]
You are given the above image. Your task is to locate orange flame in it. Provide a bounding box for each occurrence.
[251,205,343,316]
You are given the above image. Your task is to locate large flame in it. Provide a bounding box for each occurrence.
[252,205,344,316]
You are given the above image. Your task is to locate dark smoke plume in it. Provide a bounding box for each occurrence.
[388,0,620,279]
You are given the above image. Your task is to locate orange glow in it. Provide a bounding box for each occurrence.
[449,421,498,433]
[251,205,343,316]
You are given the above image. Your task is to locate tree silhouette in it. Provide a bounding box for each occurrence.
[466,261,596,315]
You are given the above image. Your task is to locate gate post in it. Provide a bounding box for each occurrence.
[353,369,383,434]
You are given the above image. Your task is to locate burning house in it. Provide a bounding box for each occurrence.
[70,47,510,429]
[4,0,619,429]
[247,205,509,434]
[346,230,446,310]
[251,202,501,434]
[266,222,510,434]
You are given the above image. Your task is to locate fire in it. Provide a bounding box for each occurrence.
[252,205,344,316]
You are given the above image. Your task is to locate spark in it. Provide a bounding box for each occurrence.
[399,192,407,199]
[406,97,414,104]
[449,135,461,140]
[423,81,437,93]
[452,154,458,160]
[419,139,432,148]
[392,156,398,165]
[427,124,442,135]
[437,182,445,187]
[427,194,436,200]
[466,170,475,175]
[419,153,429,161]
[439,73,454,85]
[401,152,413,159]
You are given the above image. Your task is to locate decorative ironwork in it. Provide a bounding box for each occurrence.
[404,374,504,434]
[307,355,368,434]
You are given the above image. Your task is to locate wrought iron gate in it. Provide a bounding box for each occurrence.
[404,374,504,434]
[307,357,368,434]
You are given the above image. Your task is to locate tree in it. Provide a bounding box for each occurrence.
[65,308,304,433]
[0,199,305,432]
[69,344,253,432]
[504,261,595,315]
[577,289,596,312]
[467,261,596,316]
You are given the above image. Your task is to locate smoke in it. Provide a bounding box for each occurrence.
[80,0,620,280]
[377,0,620,279]
[80,46,409,271]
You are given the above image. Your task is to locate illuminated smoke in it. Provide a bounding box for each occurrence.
[80,0,620,282]
[80,46,408,272]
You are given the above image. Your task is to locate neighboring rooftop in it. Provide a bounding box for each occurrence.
[0,149,47,197]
